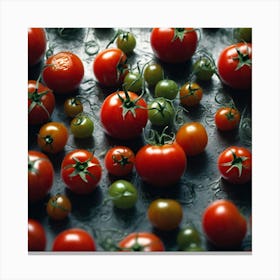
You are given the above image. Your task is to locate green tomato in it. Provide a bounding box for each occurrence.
[70,115,94,138]
[184,243,204,252]
[144,63,164,87]
[192,57,215,81]
[176,225,201,250]
[155,79,178,100]
[233,28,252,43]
[108,180,138,209]
[116,32,136,54]
[123,72,144,93]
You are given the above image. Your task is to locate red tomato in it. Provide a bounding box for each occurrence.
[28,28,47,66]
[28,150,54,202]
[135,142,186,187]
[118,232,165,252]
[150,28,198,63]
[61,149,102,194]
[217,146,252,184]
[43,51,84,94]
[202,199,247,248]
[28,80,55,125]
[52,228,96,251]
[93,48,128,87]
[100,91,148,140]
[28,219,47,251]
[214,107,241,131]
[217,42,252,90]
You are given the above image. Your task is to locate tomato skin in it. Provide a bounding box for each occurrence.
[64,97,83,118]
[202,199,247,248]
[46,194,72,220]
[52,228,96,251]
[28,219,47,251]
[144,63,164,87]
[28,150,54,202]
[70,115,94,138]
[177,225,201,250]
[116,32,136,54]
[43,51,84,94]
[217,43,252,90]
[150,28,198,63]
[118,232,165,252]
[123,71,144,93]
[215,107,241,131]
[179,82,203,107]
[155,79,179,100]
[28,28,47,66]
[28,80,55,125]
[100,91,148,140]
[135,143,186,187]
[217,146,252,184]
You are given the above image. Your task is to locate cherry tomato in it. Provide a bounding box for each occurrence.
[46,194,72,220]
[37,122,68,154]
[155,79,179,100]
[28,80,55,125]
[28,28,47,66]
[104,146,135,176]
[118,232,165,252]
[116,32,136,54]
[143,63,164,87]
[93,48,128,88]
[43,51,84,94]
[217,146,252,184]
[28,219,47,251]
[123,71,144,93]
[148,199,183,231]
[179,82,203,107]
[217,42,252,90]
[192,56,216,81]
[70,115,94,138]
[100,90,148,140]
[215,107,241,131]
[177,225,201,250]
[64,97,83,118]
[176,122,208,156]
[28,150,54,202]
[52,228,96,251]
[61,149,102,194]
[202,199,247,248]
[150,28,198,63]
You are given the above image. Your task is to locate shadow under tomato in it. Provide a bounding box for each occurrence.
[152,227,180,251]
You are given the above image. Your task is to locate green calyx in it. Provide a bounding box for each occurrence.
[145,126,175,146]
[172,28,187,42]
[112,154,132,167]
[233,46,252,71]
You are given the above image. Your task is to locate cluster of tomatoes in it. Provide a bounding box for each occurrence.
[28,27,252,252]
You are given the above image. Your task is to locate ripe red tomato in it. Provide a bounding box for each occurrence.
[61,149,102,194]
[179,82,203,107]
[150,28,198,63]
[202,199,247,248]
[118,232,165,252]
[28,80,55,125]
[28,150,54,202]
[93,48,128,87]
[52,228,96,251]
[28,219,47,251]
[217,146,252,184]
[28,28,47,66]
[43,51,84,94]
[217,42,252,90]
[214,107,241,131]
[100,91,148,140]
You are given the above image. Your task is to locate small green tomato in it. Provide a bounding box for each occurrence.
[155,79,179,100]
[70,115,94,138]
[177,225,201,250]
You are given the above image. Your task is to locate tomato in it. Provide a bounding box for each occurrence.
[118,232,165,252]
[192,56,216,81]
[28,219,47,251]
[155,79,179,100]
[176,122,208,156]
[215,107,241,131]
[202,199,247,248]
[150,28,198,63]
[233,28,252,43]
[143,63,164,87]
[123,71,144,93]
[46,194,72,220]
[28,80,55,125]
[104,146,135,176]
[52,228,96,251]
[43,51,84,94]
[28,28,47,66]
[108,180,138,209]
[93,48,128,88]
[217,42,252,90]
[37,122,68,154]
[116,32,136,54]
[64,97,83,118]
[28,150,54,202]
[177,225,201,250]
[61,149,102,194]
[179,82,203,107]
[217,146,252,184]
[70,114,94,138]
[135,141,186,187]
[100,90,148,140]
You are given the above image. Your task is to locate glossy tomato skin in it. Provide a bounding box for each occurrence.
[64,97,83,118]
[28,80,55,125]
[202,199,247,248]
[180,82,203,107]
[135,142,186,187]
[217,146,252,184]
[118,232,165,252]
[150,28,198,63]
[28,150,54,202]
[28,28,47,66]
[28,219,47,251]
[61,149,102,194]
[217,43,252,90]
[70,115,94,138]
[116,32,136,55]
[100,91,148,140]
[43,51,84,94]
[52,228,96,251]
[46,194,72,220]
[215,107,241,131]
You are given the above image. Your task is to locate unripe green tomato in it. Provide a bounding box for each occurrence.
[155,79,179,100]
[116,32,136,54]
[123,72,144,93]
[177,225,201,250]
[233,28,252,43]
[144,63,164,87]
[192,57,215,81]
[70,115,94,138]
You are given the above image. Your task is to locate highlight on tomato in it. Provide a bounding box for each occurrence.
[28,28,47,66]
[214,107,241,131]
[28,219,47,251]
